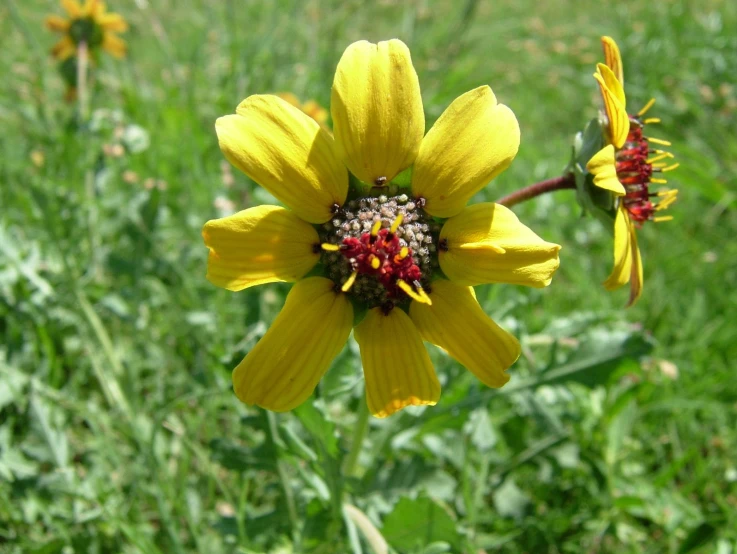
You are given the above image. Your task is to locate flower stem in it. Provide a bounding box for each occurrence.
[76,41,90,123]
[496,173,576,208]
[343,395,370,478]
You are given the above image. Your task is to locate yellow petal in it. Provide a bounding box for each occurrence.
[603,205,632,290]
[586,145,625,195]
[627,222,643,307]
[51,36,75,61]
[354,307,440,418]
[83,0,104,17]
[233,277,353,412]
[601,36,624,84]
[98,13,128,32]
[439,203,561,287]
[594,65,629,149]
[410,280,519,388]
[45,15,70,32]
[216,95,348,224]
[203,205,320,292]
[331,39,424,185]
[412,86,520,218]
[102,33,127,58]
[61,0,83,17]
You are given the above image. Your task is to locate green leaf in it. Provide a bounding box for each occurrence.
[382,495,462,552]
[294,399,339,459]
[208,438,275,471]
[492,478,530,520]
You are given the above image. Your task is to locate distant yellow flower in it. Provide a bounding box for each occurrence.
[46,0,128,61]
[585,36,678,306]
[276,92,329,127]
[204,40,561,417]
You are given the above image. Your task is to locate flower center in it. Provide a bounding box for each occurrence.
[614,100,679,226]
[319,194,440,310]
[69,17,104,47]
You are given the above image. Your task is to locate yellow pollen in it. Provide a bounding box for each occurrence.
[637,98,656,116]
[341,271,358,292]
[397,279,432,305]
[399,246,409,259]
[370,255,381,270]
[643,117,661,124]
[650,177,668,184]
[648,137,672,146]
[321,243,341,252]
[390,214,404,234]
[370,219,382,237]
[646,152,673,164]
[653,215,673,223]
[660,162,680,172]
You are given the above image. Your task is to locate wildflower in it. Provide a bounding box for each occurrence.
[46,0,128,61]
[585,37,678,306]
[276,92,329,127]
[204,40,561,417]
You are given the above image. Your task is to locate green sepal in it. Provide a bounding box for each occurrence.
[351,301,368,327]
[346,166,414,201]
[572,118,617,227]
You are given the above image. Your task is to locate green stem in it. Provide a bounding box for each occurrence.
[342,396,370,478]
[496,173,576,208]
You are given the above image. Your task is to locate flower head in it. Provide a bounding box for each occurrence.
[46,0,128,61]
[204,40,561,417]
[582,36,678,306]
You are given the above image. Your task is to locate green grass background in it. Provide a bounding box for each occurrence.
[1,0,736,552]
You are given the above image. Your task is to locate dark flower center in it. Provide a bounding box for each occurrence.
[319,195,440,310]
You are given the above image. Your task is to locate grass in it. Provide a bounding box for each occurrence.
[1,0,736,552]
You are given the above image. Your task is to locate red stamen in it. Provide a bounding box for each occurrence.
[340,228,423,299]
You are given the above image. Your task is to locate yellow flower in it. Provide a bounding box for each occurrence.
[585,36,678,306]
[276,92,329,127]
[46,0,128,61]
[204,40,561,417]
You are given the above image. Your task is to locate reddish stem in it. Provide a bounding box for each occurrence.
[496,173,576,207]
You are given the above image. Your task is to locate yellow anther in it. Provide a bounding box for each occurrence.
[417,287,433,305]
[370,219,382,237]
[370,255,381,270]
[637,98,656,116]
[389,213,404,234]
[657,189,678,197]
[648,137,672,146]
[397,280,432,305]
[660,162,680,172]
[657,198,677,211]
[650,178,668,184]
[341,271,358,292]
[646,152,673,164]
[643,117,661,125]
[321,243,341,252]
[399,246,409,259]
[653,215,674,223]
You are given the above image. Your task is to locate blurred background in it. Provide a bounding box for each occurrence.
[1,0,736,552]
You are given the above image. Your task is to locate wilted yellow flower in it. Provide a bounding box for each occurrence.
[276,92,329,127]
[204,40,561,417]
[46,0,128,61]
[585,37,678,306]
